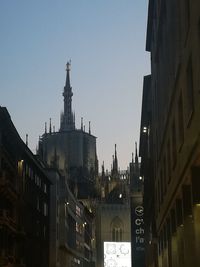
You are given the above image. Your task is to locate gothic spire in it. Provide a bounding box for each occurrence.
[45,122,47,134]
[135,142,138,164]
[115,144,117,159]
[111,144,119,177]
[60,61,75,131]
[102,161,105,177]
[49,118,52,134]
[89,121,91,134]
[114,144,118,172]
[65,61,71,88]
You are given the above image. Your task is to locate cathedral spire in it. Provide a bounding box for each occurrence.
[49,118,52,134]
[115,144,117,159]
[135,142,138,164]
[60,61,75,131]
[114,144,118,171]
[89,121,91,134]
[45,122,47,134]
[65,61,71,88]
[102,161,105,177]
[111,144,119,177]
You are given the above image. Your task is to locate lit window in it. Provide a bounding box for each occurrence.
[143,126,147,133]
[44,202,48,216]
[111,217,123,242]
[44,183,47,193]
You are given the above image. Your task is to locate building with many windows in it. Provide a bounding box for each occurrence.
[140,0,200,266]
[0,107,51,267]
[0,105,96,267]
[47,167,95,267]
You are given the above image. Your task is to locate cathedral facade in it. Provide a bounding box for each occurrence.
[95,145,131,267]
[37,63,98,267]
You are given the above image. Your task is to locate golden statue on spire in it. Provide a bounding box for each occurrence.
[66,60,71,71]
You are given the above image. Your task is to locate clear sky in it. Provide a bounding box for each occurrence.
[0,0,150,171]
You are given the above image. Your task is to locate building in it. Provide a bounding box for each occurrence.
[139,75,156,267]
[95,145,131,267]
[0,107,51,267]
[47,167,95,267]
[38,62,98,199]
[38,63,97,267]
[140,1,200,266]
[129,144,145,267]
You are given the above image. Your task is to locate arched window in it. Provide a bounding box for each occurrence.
[111,217,123,242]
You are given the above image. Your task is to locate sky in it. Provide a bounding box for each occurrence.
[0,0,150,171]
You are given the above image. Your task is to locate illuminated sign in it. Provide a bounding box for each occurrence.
[134,205,144,250]
[104,242,131,267]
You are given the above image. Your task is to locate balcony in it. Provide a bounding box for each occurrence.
[0,172,18,201]
[0,209,17,233]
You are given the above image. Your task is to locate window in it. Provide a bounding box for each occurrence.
[76,222,79,233]
[57,223,59,240]
[184,0,190,34]
[163,156,167,194]
[25,164,29,176]
[160,170,164,204]
[167,139,171,183]
[186,56,194,123]
[158,180,161,211]
[44,202,48,216]
[172,121,177,168]
[35,175,37,184]
[44,225,46,238]
[111,217,123,242]
[57,201,59,217]
[178,93,184,147]
[37,197,40,211]
[155,185,158,216]
[44,183,47,193]
[112,228,122,242]
[198,18,200,39]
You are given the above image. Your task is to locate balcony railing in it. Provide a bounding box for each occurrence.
[0,209,17,232]
[0,172,18,200]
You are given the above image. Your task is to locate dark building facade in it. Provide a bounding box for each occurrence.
[47,167,95,267]
[38,63,98,198]
[140,0,200,266]
[0,107,51,267]
[129,144,145,267]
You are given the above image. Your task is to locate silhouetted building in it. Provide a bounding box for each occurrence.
[37,63,97,267]
[140,1,200,266]
[47,167,95,267]
[129,143,145,267]
[0,107,51,267]
[38,62,98,199]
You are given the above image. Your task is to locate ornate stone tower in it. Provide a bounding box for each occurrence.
[60,61,75,131]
